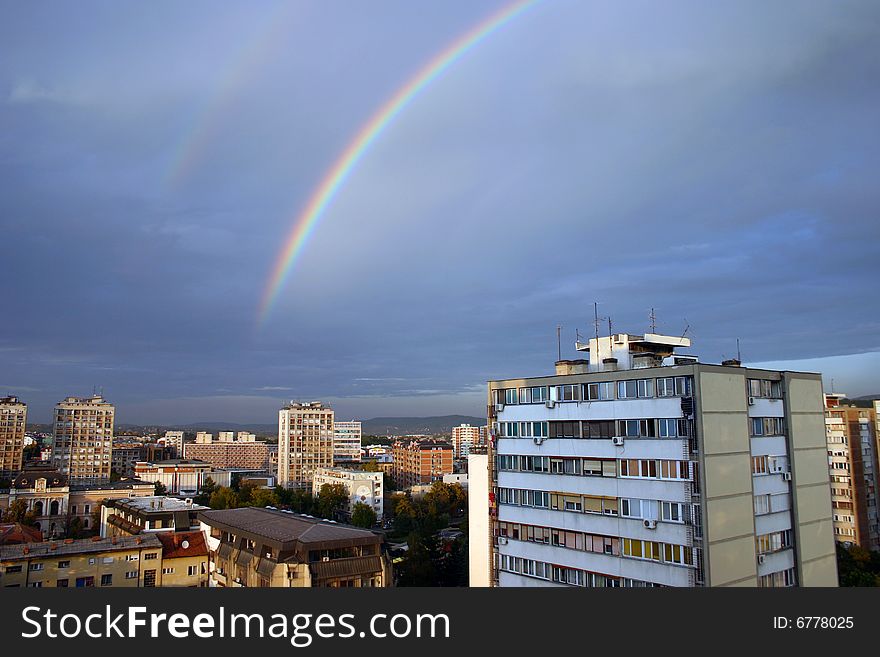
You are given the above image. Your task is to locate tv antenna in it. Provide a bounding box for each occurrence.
[556,325,562,362]
[649,308,657,333]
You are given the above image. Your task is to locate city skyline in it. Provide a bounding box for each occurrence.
[2,0,879,424]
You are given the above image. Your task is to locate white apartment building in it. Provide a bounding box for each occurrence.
[312,467,383,520]
[162,430,185,456]
[53,395,115,482]
[473,331,837,588]
[451,424,487,458]
[277,401,334,489]
[333,421,362,464]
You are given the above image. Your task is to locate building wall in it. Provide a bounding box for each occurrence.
[53,396,115,482]
[312,468,384,519]
[468,453,490,587]
[278,403,335,488]
[0,397,27,475]
[183,442,270,470]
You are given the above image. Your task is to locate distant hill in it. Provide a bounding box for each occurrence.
[362,415,485,435]
[853,394,880,401]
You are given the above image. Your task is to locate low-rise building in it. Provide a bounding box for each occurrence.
[199,507,392,587]
[156,530,209,587]
[183,434,270,470]
[134,459,213,496]
[0,534,165,588]
[312,467,383,520]
[101,496,209,537]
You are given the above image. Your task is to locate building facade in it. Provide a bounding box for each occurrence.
[199,507,392,587]
[52,395,115,482]
[0,396,27,476]
[824,394,879,550]
[451,424,487,459]
[162,431,185,456]
[101,496,208,537]
[391,438,454,489]
[478,331,837,588]
[133,459,213,496]
[333,421,362,464]
[312,467,383,520]
[183,435,270,470]
[277,402,335,489]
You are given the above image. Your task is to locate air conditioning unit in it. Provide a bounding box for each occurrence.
[748,396,756,405]
[498,537,508,545]
[782,472,792,481]
[612,436,625,446]
[545,400,556,409]
[533,437,545,446]
[643,519,657,529]
[322,556,330,562]
[496,403,505,412]
[757,554,766,564]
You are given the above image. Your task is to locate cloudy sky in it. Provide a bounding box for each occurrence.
[2,0,878,424]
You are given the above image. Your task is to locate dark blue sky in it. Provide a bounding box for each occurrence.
[2,0,879,424]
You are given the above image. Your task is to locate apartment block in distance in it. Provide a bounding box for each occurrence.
[183,432,270,470]
[391,438,453,489]
[333,421,363,464]
[824,394,879,550]
[451,423,487,459]
[52,395,115,482]
[0,396,27,476]
[277,401,334,489]
[476,330,837,588]
[199,507,391,587]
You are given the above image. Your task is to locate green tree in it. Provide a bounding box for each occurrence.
[2,499,37,526]
[396,532,439,586]
[351,502,377,528]
[153,481,168,495]
[196,477,219,506]
[251,487,280,508]
[315,483,348,520]
[288,488,314,514]
[209,487,238,510]
[837,543,880,586]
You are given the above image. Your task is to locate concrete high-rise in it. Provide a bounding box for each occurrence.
[0,396,27,476]
[824,394,879,550]
[451,423,487,459]
[277,401,334,489]
[53,395,115,482]
[333,421,362,464]
[472,331,837,587]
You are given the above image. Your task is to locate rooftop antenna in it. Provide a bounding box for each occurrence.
[649,308,657,333]
[736,338,742,362]
[593,302,603,342]
[556,325,562,362]
[680,320,690,341]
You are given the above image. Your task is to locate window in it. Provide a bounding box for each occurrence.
[188,565,198,577]
[585,382,614,401]
[125,571,138,579]
[583,420,615,439]
[126,554,139,562]
[753,455,767,475]
[29,563,44,572]
[658,419,679,438]
[76,576,95,588]
[656,377,675,397]
[504,388,518,405]
[661,502,685,523]
[675,377,693,396]
[549,421,580,438]
[555,384,581,402]
[617,380,638,399]
[144,552,158,560]
[637,379,654,398]
[754,494,771,515]
[56,579,68,587]
[162,567,175,575]
[519,386,548,404]
[5,565,22,574]
[101,574,113,586]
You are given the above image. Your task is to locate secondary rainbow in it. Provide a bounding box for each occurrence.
[258,0,541,324]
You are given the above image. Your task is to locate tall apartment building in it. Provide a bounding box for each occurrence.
[824,394,879,550]
[162,431,185,456]
[451,423,487,459]
[0,396,27,476]
[52,395,115,482]
[183,433,270,470]
[391,438,454,489]
[277,401,334,489]
[333,421,362,464]
[475,331,837,588]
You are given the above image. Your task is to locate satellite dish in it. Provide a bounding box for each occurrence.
[181,540,190,549]
[356,486,370,497]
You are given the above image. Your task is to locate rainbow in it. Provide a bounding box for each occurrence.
[258,0,541,324]
[165,3,298,189]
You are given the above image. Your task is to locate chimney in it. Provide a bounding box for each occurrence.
[555,359,589,376]
[721,358,742,367]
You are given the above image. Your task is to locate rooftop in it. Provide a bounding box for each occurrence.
[156,530,208,559]
[0,533,162,561]
[105,496,209,513]
[198,507,382,549]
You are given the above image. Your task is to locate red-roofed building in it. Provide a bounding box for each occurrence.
[0,523,43,546]
[155,530,209,587]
